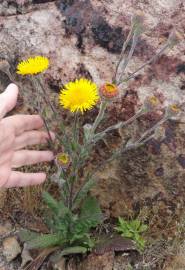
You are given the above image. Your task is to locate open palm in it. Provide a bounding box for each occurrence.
[0,84,54,188]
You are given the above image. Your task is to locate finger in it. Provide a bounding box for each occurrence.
[0,163,11,187]
[4,171,46,188]
[14,131,55,150]
[2,115,44,136]
[0,84,19,119]
[12,150,54,168]
[0,124,15,154]
[0,150,13,166]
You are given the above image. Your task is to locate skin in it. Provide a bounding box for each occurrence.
[0,84,55,188]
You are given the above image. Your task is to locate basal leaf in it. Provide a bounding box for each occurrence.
[18,229,39,242]
[60,246,87,256]
[80,196,102,227]
[42,192,59,215]
[43,191,69,217]
[72,178,95,210]
[27,234,61,249]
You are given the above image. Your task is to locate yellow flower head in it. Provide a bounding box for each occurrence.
[144,95,159,111]
[17,56,49,75]
[148,96,159,106]
[56,152,70,168]
[170,104,180,113]
[59,78,99,113]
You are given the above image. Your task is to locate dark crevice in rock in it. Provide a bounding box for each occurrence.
[176,63,185,74]
[56,0,124,54]
[177,154,185,168]
[91,18,124,54]
[57,0,74,11]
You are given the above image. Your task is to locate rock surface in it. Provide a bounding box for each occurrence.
[80,251,114,270]
[2,237,21,262]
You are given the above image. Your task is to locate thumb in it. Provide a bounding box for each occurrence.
[0,84,19,119]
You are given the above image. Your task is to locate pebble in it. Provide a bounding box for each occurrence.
[2,237,21,262]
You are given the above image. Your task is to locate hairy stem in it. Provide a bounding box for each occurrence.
[113,26,135,83]
[90,101,107,139]
[38,74,57,114]
[68,115,80,210]
[31,76,55,150]
[91,115,168,177]
[135,116,167,145]
[118,43,170,86]
[117,31,139,84]
[93,108,143,142]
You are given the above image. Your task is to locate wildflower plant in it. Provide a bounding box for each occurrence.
[17,11,182,262]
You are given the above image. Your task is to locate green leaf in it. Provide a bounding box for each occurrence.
[122,231,133,238]
[42,192,59,215]
[18,230,39,242]
[60,246,87,256]
[139,224,148,233]
[130,219,141,230]
[51,246,88,262]
[80,196,102,227]
[43,191,69,217]
[72,177,95,210]
[27,234,61,249]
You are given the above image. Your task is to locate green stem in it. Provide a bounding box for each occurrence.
[118,43,170,86]
[68,113,80,210]
[89,101,107,141]
[90,116,168,178]
[117,31,139,84]
[113,26,135,83]
[135,116,167,145]
[38,74,57,114]
[93,108,143,142]
[31,76,55,150]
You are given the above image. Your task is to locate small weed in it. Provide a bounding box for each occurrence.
[115,217,148,251]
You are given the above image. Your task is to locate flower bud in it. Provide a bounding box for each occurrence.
[132,11,145,34]
[153,126,166,141]
[83,123,93,141]
[166,104,181,118]
[143,96,160,112]
[56,152,70,169]
[99,83,119,100]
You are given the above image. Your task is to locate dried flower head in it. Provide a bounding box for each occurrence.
[59,78,99,113]
[168,30,183,48]
[132,10,144,26]
[17,56,49,75]
[56,153,70,168]
[100,83,119,99]
[132,10,145,34]
[167,104,181,116]
[144,96,160,111]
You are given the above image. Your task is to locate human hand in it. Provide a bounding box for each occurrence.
[0,84,55,188]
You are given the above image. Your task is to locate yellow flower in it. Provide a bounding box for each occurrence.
[144,95,159,111]
[17,56,49,75]
[148,96,159,106]
[56,153,70,168]
[59,78,99,113]
[170,104,180,113]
